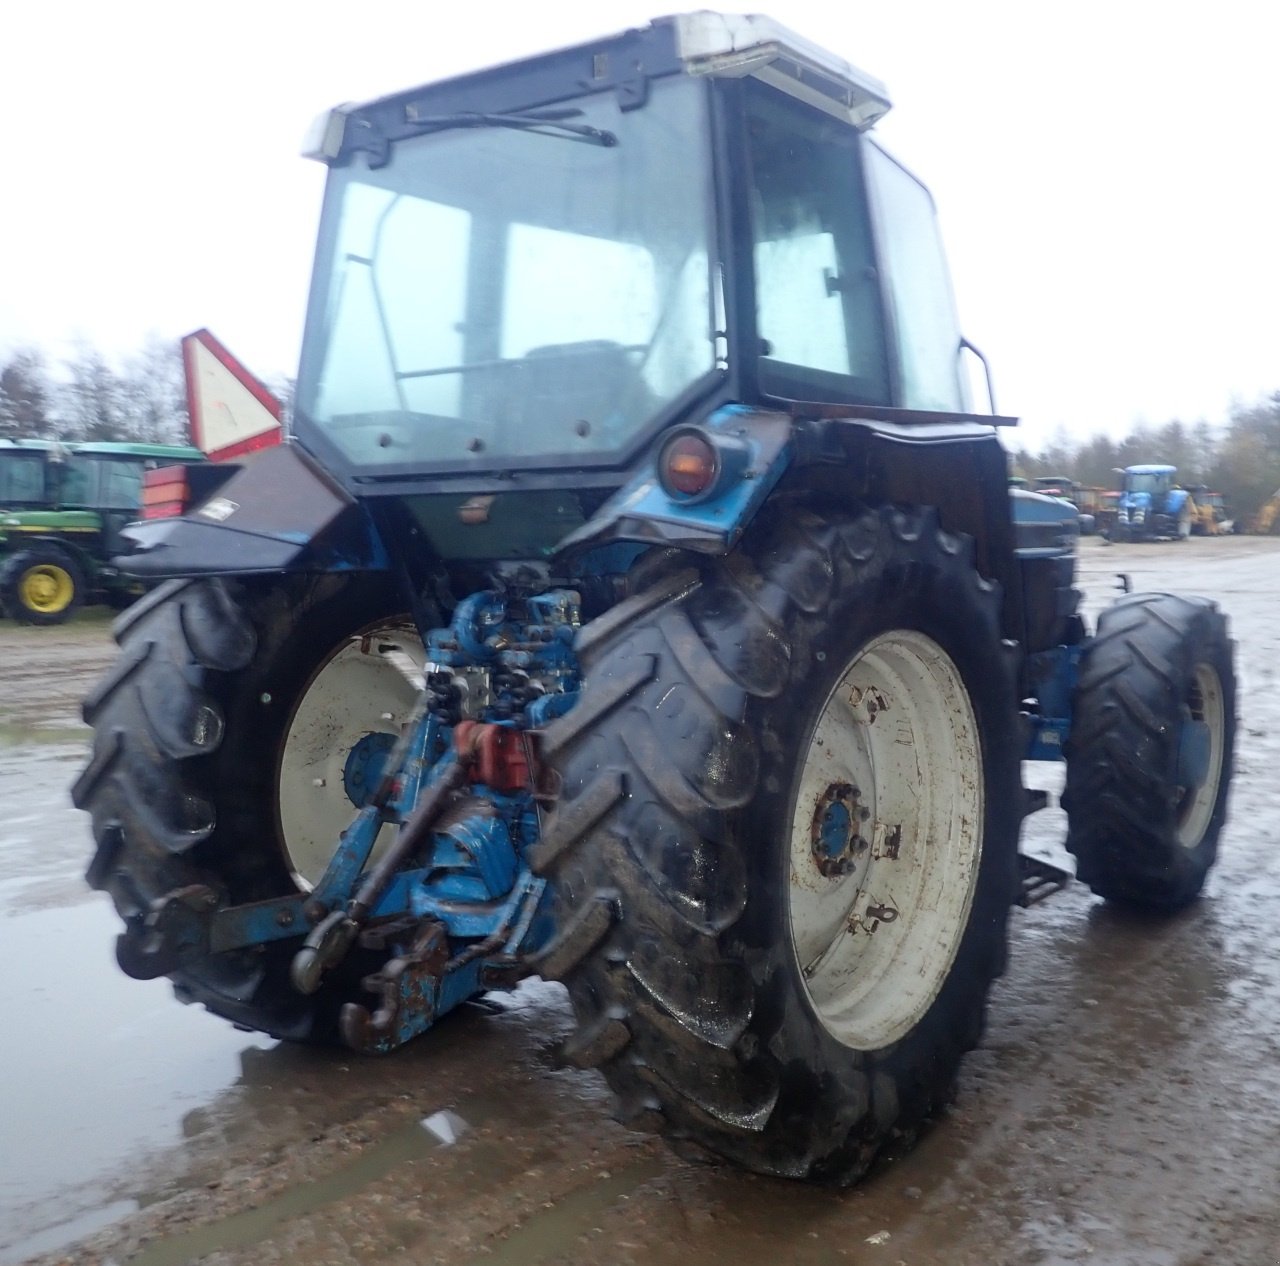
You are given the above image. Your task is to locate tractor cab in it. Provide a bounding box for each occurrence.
[293,13,969,506]
[0,439,65,508]
[1113,464,1192,541]
[1122,465,1175,502]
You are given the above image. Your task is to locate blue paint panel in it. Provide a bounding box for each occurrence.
[607,408,791,546]
[343,731,397,807]
[555,406,793,557]
[1024,643,1080,764]
[819,801,852,859]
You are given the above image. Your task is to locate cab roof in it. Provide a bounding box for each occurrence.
[304,11,891,165]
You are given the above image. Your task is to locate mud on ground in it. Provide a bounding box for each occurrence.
[2,537,1278,1266]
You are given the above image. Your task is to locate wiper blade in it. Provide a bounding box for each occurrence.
[404,106,618,148]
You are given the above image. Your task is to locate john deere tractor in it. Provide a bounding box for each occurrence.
[75,15,1236,1185]
[0,438,203,623]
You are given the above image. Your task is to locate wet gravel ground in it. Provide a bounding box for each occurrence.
[1,536,1278,1266]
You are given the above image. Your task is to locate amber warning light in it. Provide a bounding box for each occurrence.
[657,426,752,503]
[662,431,718,497]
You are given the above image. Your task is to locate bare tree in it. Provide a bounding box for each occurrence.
[120,335,190,444]
[61,345,129,441]
[0,348,53,438]
[1208,394,1280,523]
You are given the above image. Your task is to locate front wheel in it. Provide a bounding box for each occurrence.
[1063,593,1236,909]
[533,506,1022,1183]
[0,544,85,624]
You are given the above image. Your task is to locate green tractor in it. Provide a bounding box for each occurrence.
[0,438,203,623]
[76,14,1236,1185]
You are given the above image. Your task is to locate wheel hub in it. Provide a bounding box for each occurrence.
[810,782,867,877]
[343,730,398,808]
[22,566,71,613]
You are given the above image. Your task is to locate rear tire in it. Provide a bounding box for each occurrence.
[533,506,1022,1183]
[1063,593,1235,910]
[0,544,85,625]
[74,573,421,1041]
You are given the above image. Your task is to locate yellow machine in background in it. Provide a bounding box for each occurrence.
[1188,487,1231,536]
[1253,490,1280,534]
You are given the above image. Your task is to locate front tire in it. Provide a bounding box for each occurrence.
[533,506,1022,1183]
[1063,593,1235,910]
[74,573,422,1040]
[0,544,85,624]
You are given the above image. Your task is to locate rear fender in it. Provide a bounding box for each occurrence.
[559,402,1028,644]
[0,533,98,578]
[116,443,389,578]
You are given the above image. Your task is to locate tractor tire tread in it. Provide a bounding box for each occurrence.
[1063,592,1236,909]
[77,573,401,1043]
[534,504,1021,1183]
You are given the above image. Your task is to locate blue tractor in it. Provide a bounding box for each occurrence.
[75,15,1236,1186]
[1111,463,1195,541]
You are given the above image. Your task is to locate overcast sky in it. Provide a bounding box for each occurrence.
[3,1,1277,449]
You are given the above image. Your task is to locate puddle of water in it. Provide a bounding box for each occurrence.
[0,897,275,1258]
[2,1199,139,1265]
[119,1114,663,1266]
[0,744,92,911]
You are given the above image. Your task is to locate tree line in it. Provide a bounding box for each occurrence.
[0,338,192,446]
[2,338,1277,520]
[0,338,294,449]
[1007,399,1280,524]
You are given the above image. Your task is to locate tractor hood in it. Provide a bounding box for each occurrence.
[0,509,101,543]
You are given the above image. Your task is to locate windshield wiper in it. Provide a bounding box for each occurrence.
[403,106,618,148]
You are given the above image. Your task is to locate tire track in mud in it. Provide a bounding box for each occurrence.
[0,616,116,734]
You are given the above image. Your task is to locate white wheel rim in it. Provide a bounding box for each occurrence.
[1177,662,1225,849]
[277,620,425,889]
[788,630,984,1051]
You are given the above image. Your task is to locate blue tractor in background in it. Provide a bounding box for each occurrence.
[74,14,1236,1186]
[1110,463,1195,541]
